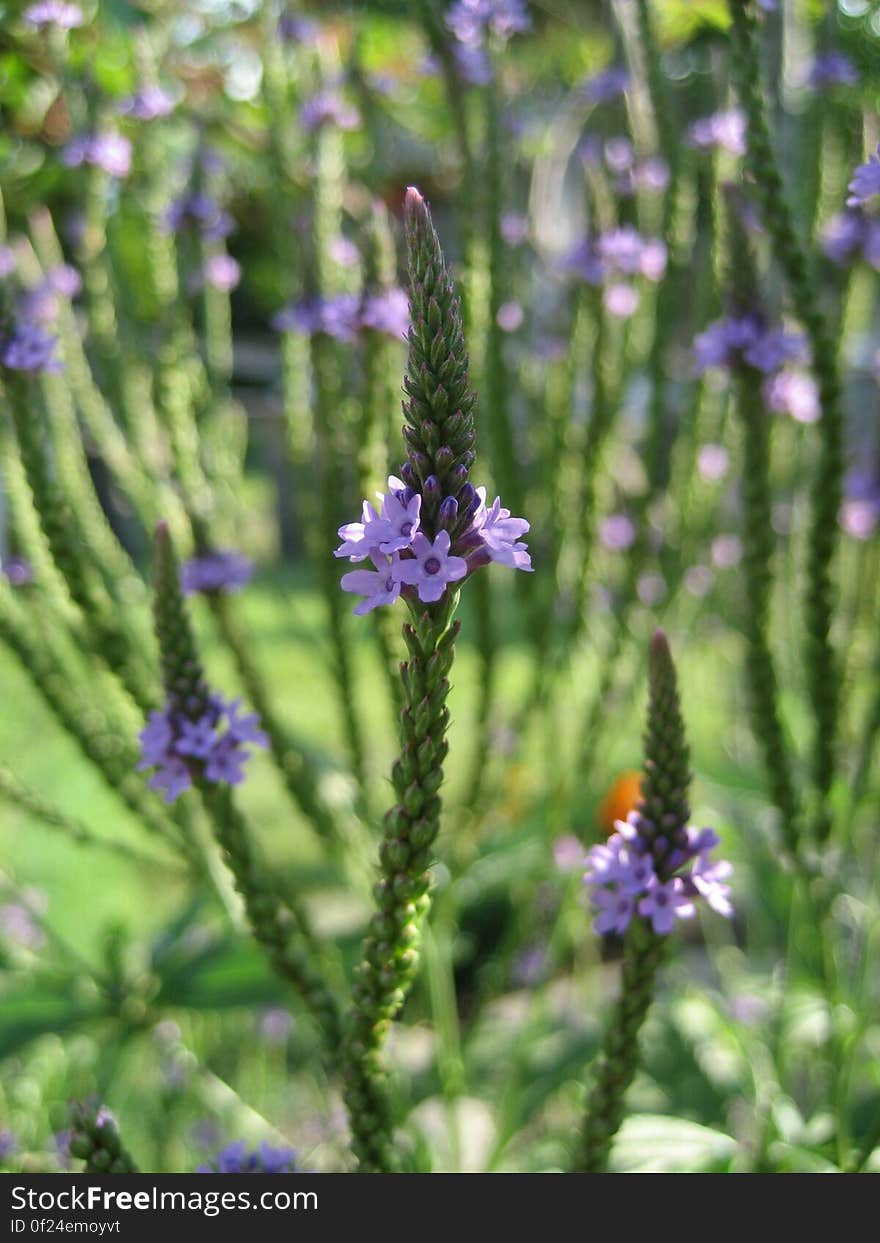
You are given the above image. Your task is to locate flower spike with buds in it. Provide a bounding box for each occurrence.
[334,189,532,616]
[342,188,533,1171]
[576,631,733,1173]
[67,1102,138,1174]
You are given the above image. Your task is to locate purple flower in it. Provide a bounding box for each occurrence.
[335,478,421,560]
[697,443,729,482]
[687,855,733,917]
[693,314,805,375]
[180,550,253,596]
[711,534,743,570]
[603,282,639,319]
[500,212,529,245]
[839,466,880,540]
[198,1142,299,1174]
[446,0,532,45]
[553,833,584,872]
[0,322,62,373]
[119,86,175,121]
[395,531,468,603]
[497,299,524,332]
[63,133,132,178]
[202,254,241,293]
[638,878,695,935]
[360,288,409,339]
[0,1129,17,1159]
[329,236,360,268]
[300,91,361,133]
[807,52,858,91]
[592,886,635,936]
[278,13,319,43]
[272,294,360,341]
[821,211,866,266]
[847,145,880,208]
[163,193,234,241]
[138,693,267,803]
[472,490,533,570]
[258,1008,294,1044]
[1,557,35,587]
[0,246,16,278]
[581,65,630,105]
[341,553,404,615]
[687,108,747,156]
[763,370,820,424]
[23,1,82,28]
[600,514,636,552]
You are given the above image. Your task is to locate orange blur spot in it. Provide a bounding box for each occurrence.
[597,770,642,835]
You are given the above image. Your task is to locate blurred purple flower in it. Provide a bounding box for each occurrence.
[361,288,409,339]
[63,133,132,178]
[637,573,667,606]
[329,236,360,268]
[258,1008,294,1045]
[697,443,730,482]
[807,52,857,90]
[0,322,62,373]
[500,212,529,245]
[138,694,267,803]
[497,299,524,331]
[511,944,548,987]
[119,85,175,121]
[1,900,46,950]
[694,314,805,375]
[202,254,241,293]
[839,466,880,541]
[604,136,634,173]
[163,193,234,241]
[300,91,360,133]
[847,145,880,208]
[0,246,15,278]
[0,1130,17,1159]
[763,369,820,424]
[198,1142,299,1174]
[711,534,743,570]
[581,65,630,104]
[553,834,584,872]
[446,0,532,45]
[2,557,35,587]
[272,294,360,341]
[603,281,639,318]
[600,514,636,552]
[24,1,82,28]
[684,564,714,597]
[181,550,253,596]
[278,13,320,43]
[687,108,746,156]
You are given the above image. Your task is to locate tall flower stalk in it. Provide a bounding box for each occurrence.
[728,0,844,839]
[142,522,342,1051]
[340,188,531,1171]
[576,630,732,1172]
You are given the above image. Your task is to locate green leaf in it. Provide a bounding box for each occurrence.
[610,1115,737,1173]
[0,980,103,1059]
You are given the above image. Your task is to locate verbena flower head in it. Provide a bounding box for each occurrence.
[300,90,360,133]
[687,108,747,156]
[24,1,83,28]
[163,192,234,241]
[446,0,532,45]
[63,133,132,178]
[847,145,880,208]
[0,321,62,373]
[180,550,253,596]
[196,1142,299,1174]
[807,52,858,91]
[334,188,532,615]
[580,65,630,105]
[119,85,175,121]
[693,313,805,375]
[563,227,666,317]
[138,692,267,802]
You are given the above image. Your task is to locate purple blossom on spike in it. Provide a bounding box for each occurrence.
[119,86,175,120]
[63,133,132,178]
[763,370,820,424]
[23,1,82,28]
[163,193,234,241]
[300,91,360,133]
[360,288,409,339]
[197,1142,299,1174]
[0,322,62,373]
[693,314,805,375]
[581,65,630,104]
[202,254,241,292]
[446,0,532,45]
[687,108,747,156]
[394,531,468,603]
[847,145,880,208]
[341,553,403,615]
[638,879,695,935]
[472,489,533,570]
[807,52,858,91]
[180,551,253,596]
[272,294,360,341]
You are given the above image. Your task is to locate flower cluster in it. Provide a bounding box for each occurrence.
[563,226,667,319]
[1,259,81,374]
[300,90,361,133]
[23,1,83,28]
[687,108,747,157]
[580,64,630,105]
[63,133,132,178]
[119,85,175,121]
[444,0,531,84]
[180,550,253,596]
[847,144,880,208]
[821,211,880,271]
[272,290,409,342]
[693,313,805,376]
[839,466,880,542]
[807,52,858,91]
[585,811,733,937]
[335,475,531,614]
[138,693,268,802]
[196,1142,299,1174]
[162,191,234,241]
